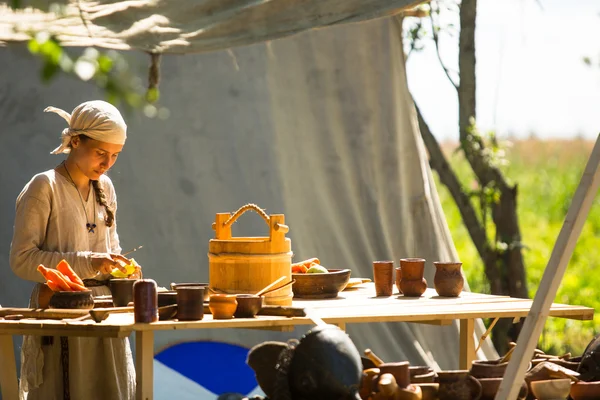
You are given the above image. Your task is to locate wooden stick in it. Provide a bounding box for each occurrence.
[475,317,499,352]
[496,133,600,400]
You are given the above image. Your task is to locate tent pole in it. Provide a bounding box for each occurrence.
[495,133,600,400]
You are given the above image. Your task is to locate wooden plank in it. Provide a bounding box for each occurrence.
[497,134,600,400]
[0,335,18,400]
[459,319,475,369]
[136,330,154,400]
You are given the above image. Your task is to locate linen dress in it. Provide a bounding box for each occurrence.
[9,169,136,400]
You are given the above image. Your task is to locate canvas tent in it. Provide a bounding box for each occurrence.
[0,1,498,398]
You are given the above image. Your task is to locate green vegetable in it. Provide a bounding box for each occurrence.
[306,265,328,274]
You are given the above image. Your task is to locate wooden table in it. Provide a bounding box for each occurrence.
[0,284,593,400]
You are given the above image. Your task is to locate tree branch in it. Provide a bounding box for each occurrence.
[415,101,502,290]
[430,1,459,89]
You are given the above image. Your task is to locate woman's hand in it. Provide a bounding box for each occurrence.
[90,253,129,275]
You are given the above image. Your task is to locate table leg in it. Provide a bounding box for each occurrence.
[459,319,475,370]
[0,334,18,400]
[136,331,154,400]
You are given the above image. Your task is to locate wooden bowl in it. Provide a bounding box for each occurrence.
[234,294,263,318]
[530,379,571,400]
[292,268,351,299]
[49,290,94,310]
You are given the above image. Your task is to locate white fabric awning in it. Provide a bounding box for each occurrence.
[0,0,422,54]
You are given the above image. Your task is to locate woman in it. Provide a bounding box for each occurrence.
[10,100,138,400]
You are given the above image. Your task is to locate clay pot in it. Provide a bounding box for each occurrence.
[399,258,427,297]
[176,286,205,321]
[470,360,509,379]
[570,380,600,400]
[433,261,464,297]
[395,267,403,294]
[49,290,94,310]
[437,370,482,400]
[110,278,139,307]
[415,383,439,400]
[234,294,263,318]
[379,361,411,389]
[478,377,528,400]
[208,294,237,319]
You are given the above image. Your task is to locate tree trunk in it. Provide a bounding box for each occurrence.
[456,0,528,355]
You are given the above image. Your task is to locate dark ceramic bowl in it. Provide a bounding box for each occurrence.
[49,290,94,310]
[234,294,263,318]
[170,283,210,301]
[157,291,178,307]
[292,269,351,299]
[570,380,600,400]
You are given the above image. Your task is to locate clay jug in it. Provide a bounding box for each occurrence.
[437,370,482,400]
[399,258,427,297]
[433,261,464,297]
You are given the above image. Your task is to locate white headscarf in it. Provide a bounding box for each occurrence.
[45,100,127,154]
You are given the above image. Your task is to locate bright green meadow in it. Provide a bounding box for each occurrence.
[436,138,600,356]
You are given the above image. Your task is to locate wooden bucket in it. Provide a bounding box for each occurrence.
[208,204,293,306]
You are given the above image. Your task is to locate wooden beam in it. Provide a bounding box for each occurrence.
[0,335,18,400]
[496,133,600,400]
[459,319,475,369]
[136,330,154,400]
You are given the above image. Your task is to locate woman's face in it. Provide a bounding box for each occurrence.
[70,136,124,180]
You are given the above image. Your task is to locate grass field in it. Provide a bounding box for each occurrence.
[436,138,599,356]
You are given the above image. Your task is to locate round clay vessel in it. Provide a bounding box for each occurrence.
[433,261,464,297]
[399,258,427,297]
[478,377,528,400]
[110,278,139,307]
[570,380,600,400]
[470,359,509,379]
[48,290,94,310]
[530,378,571,400]
[437,370,482,400]
[379,361,410,389]
[234,294,263,318]
[208,294,237,319]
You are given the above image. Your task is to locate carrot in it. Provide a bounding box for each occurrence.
[57,271,88,291]
[37,265,71,291]
[56,259,85,286]
[292,258,320,268]
[292,265,308,274]
[46,279,62,292]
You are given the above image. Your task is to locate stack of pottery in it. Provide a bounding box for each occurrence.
[359,359,429,400]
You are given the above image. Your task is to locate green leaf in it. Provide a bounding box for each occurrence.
[41,61,60,83]
[145,87,160,103]
[97,54,114,74]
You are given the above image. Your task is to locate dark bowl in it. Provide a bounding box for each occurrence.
[158,291,178,307]
[49,290,94,310]
[292,269,351,299]
[234,294,263,318]
[170,283,210,301]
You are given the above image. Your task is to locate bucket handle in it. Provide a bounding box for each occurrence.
[212,203,289,240]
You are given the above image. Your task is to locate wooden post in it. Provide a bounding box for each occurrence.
[496,134,600,400]
[214,213,232,240]
[459,319,475,369]
[136,330,154,400]
[0,335,18,400]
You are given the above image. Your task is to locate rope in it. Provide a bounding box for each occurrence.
[223,203,270,228]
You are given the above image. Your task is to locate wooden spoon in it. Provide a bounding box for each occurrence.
[258,279,296,296]
[255,276,287,296]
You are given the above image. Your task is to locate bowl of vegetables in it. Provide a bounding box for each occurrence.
[291,258,351,299]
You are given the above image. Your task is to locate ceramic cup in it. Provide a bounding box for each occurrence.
[176,286,205,321]
[109,278,138,307]
[373,261,394,297]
